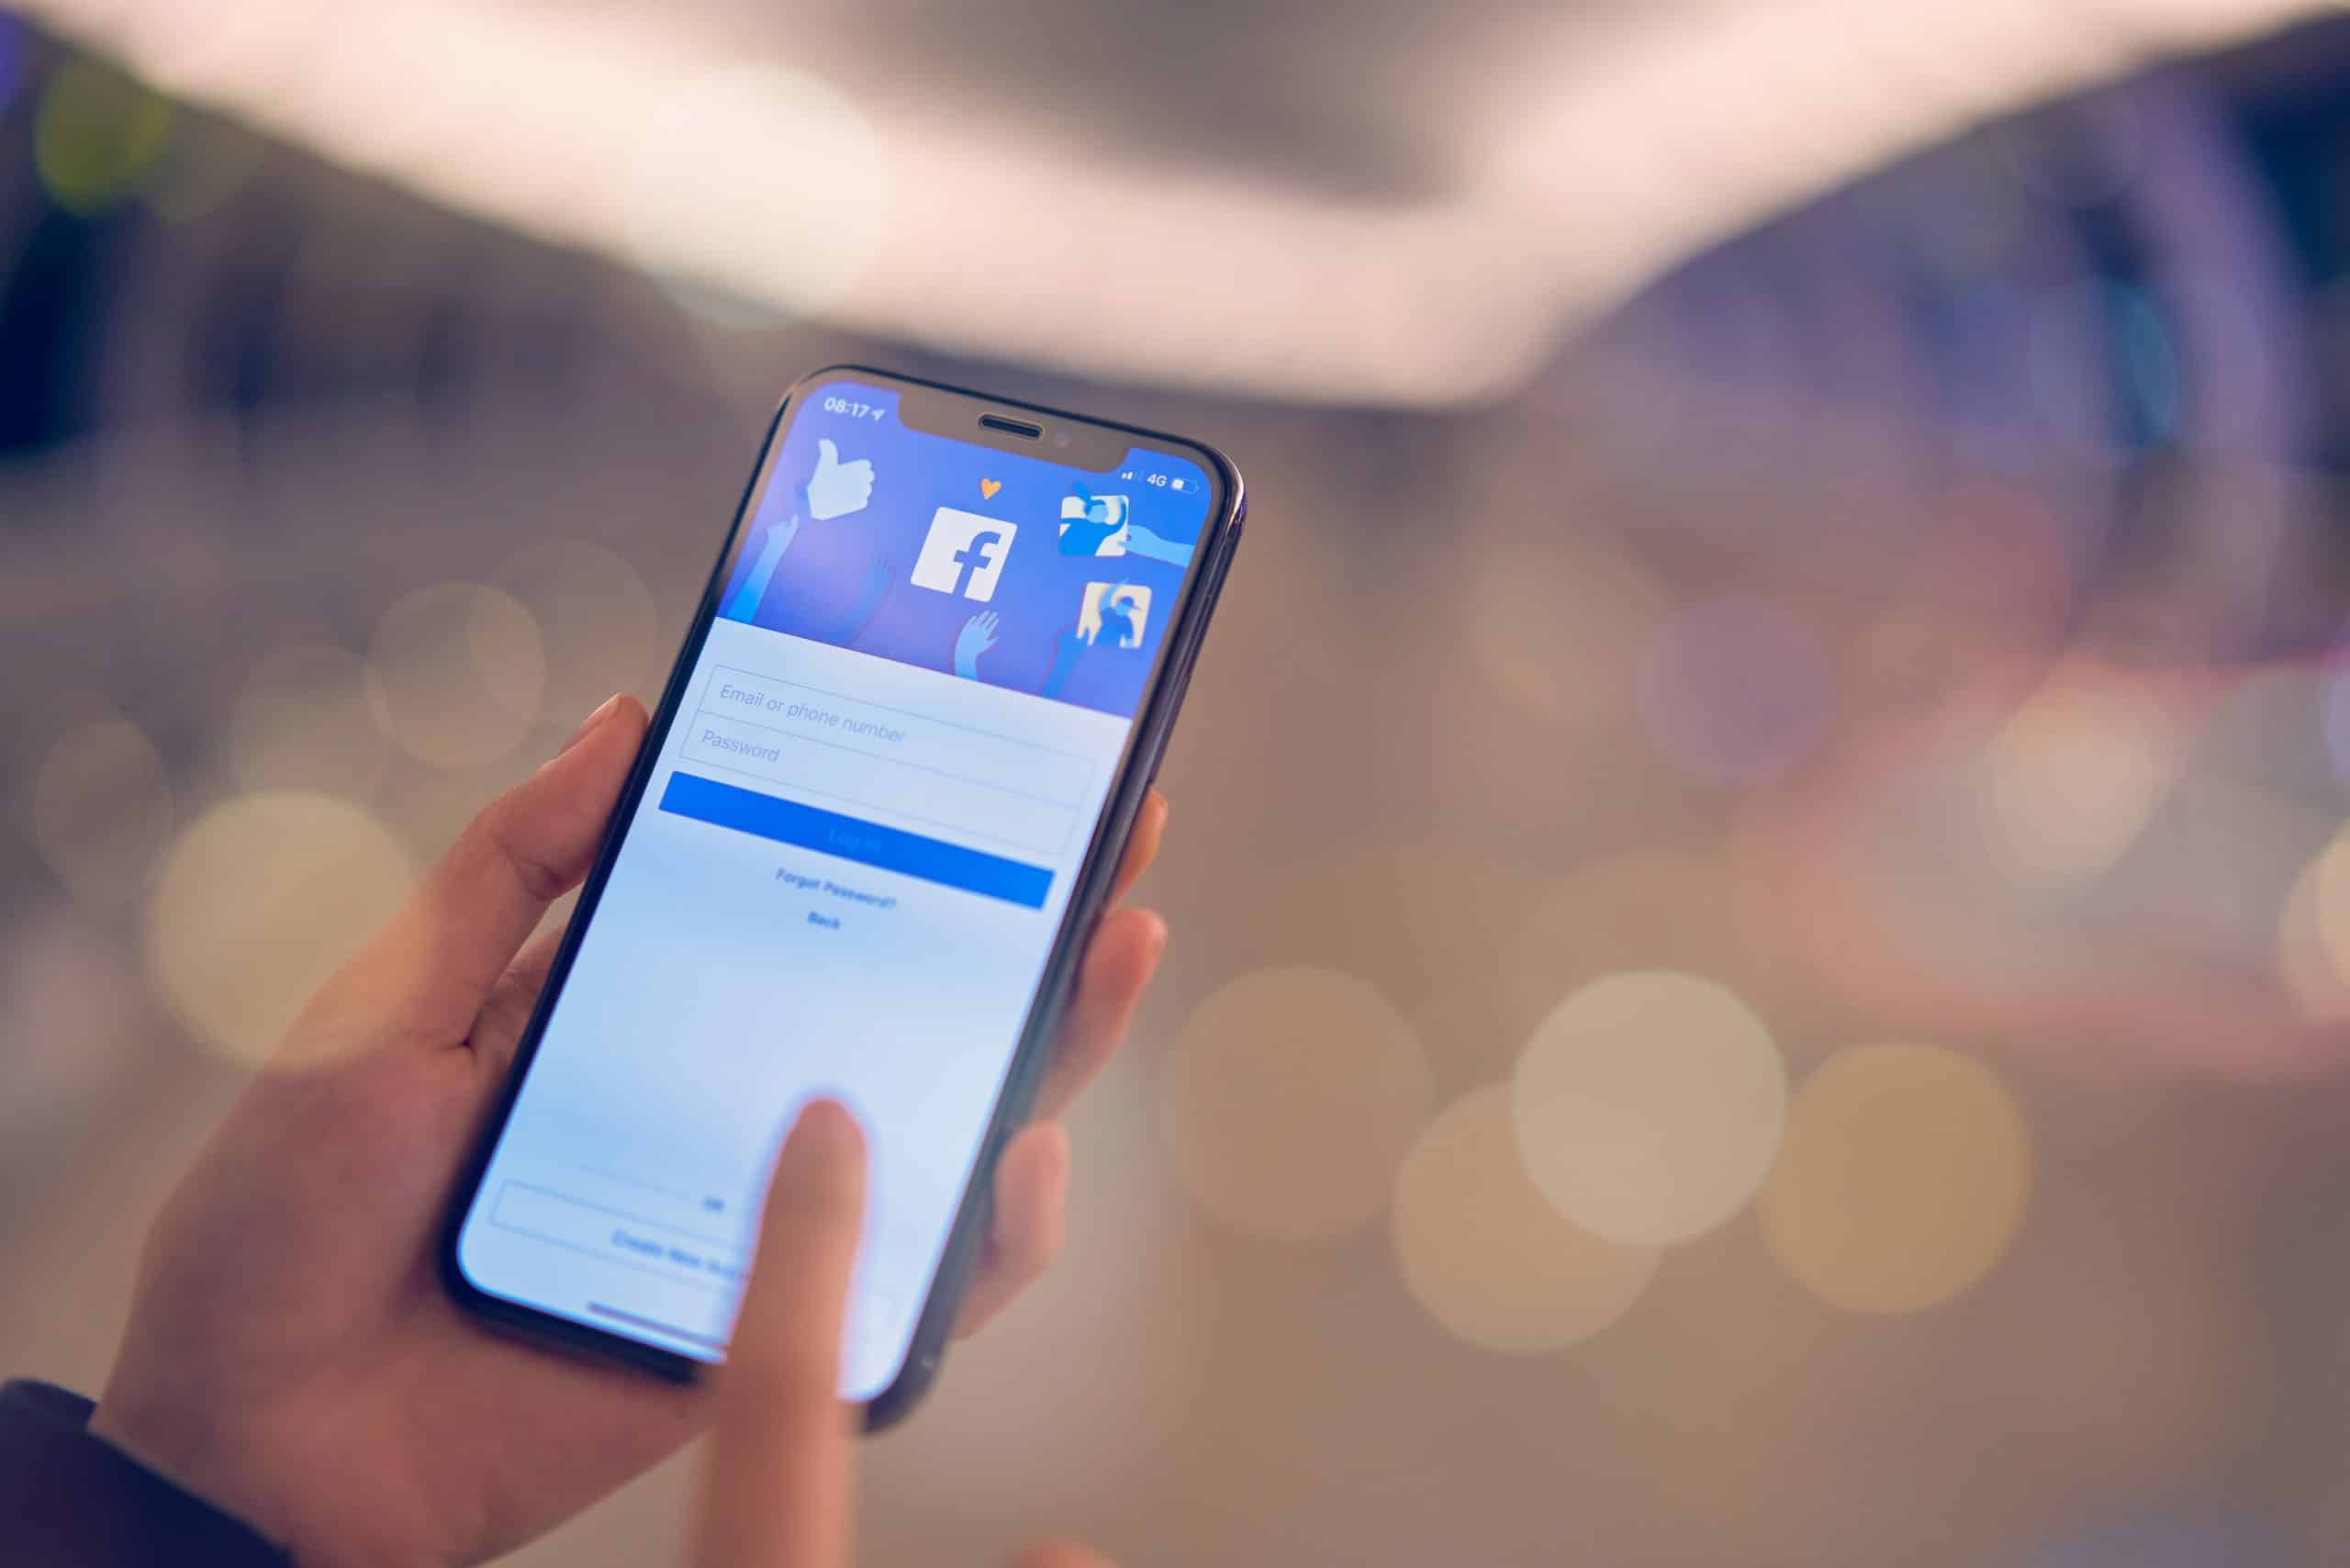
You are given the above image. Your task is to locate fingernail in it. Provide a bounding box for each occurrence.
[786,1099,865,1166]
[556,694,622,756]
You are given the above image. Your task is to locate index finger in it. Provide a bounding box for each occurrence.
[691,1100,868,1568]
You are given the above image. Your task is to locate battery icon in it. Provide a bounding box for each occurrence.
[1168,476,1192,492]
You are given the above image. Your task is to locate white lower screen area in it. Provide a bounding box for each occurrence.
[454,615,1129,1400]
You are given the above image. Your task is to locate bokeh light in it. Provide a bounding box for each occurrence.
[1975,669,2178,889]
[1158,967,1432,1240]
[1512,970,1785,1246]
[1500,849,1805,1051]
[0,908,152,1149]
[621,64,888,327]
[229,643,394,799]
[2024,283,2124,460]
[494,541,660,724]
[2277,826,2350,1020]
[34,59,175,217]
[1257,844,1550,1078]
[1392,1085,1659,1353]
[368,581,546,767]
[1758,1043,2031,1315]
[2027,281,2187,457]
[144,116,267,223]
[2110,286,2183,447]
[141,791,413,1065]
[1638,597,1827,786]
[2303,825,2350,973]
[30,713,174,908]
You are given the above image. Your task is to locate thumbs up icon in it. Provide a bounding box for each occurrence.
[805,438,875,521]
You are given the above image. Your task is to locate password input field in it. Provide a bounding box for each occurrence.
[679,669,1091,855]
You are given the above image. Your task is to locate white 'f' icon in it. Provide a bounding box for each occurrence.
[910,508,1018,602]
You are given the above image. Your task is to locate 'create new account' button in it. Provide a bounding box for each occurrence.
[658,772,1054,910]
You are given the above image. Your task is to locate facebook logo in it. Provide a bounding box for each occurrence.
[910,508,1018,602]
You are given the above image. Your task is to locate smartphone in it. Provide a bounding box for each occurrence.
[442,365,1243,1426]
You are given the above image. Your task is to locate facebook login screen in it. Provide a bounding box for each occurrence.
[454,378,1213,1398]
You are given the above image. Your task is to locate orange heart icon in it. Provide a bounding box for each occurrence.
[979,478,1002,499]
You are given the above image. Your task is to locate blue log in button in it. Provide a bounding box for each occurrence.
[658,772,1053,910]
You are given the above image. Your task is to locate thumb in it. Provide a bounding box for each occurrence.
[692,1100,868,1568]
[815,437,840,470]
[297,692,647,1049]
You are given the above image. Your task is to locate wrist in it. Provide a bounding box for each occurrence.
[86,1394,371,1568]
[1,1381,292,1568]
[93,1388,472,1568]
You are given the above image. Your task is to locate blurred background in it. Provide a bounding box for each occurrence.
[17,1,2350,1562]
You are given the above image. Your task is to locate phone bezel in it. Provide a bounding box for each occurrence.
[437,364,1245,1430]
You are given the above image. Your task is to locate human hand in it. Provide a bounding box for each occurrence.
[1058,514,1124,558]
[815,551,898,647]
[1120,523,1193,568]
[1056,487,1129,558]
[857,550,892,608]
[806,439,875,521]
[954,610,1000,679]
[688,1101,1116,1568]
[723,511,802,622]
[1097,587,1142,650]
[1038,625,1093,700]
[87,694,1170,1566]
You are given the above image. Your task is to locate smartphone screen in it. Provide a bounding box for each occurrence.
[450,372,1227,1402]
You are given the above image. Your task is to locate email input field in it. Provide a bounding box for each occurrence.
[681,667,1091,854]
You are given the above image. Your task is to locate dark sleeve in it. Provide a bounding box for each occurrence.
[0,1381,290,1568]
